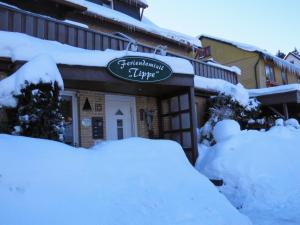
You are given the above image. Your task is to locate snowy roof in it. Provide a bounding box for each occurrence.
[0,55,63,108]
[249,84,300,97]
[64,0,201,47]
[194,76,250,107]
[285,51,300,61]
[200,35,300,77]
[0,31,194,75]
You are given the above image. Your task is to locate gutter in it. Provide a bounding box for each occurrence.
[254,55,260,88]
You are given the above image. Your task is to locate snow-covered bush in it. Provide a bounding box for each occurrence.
[12,81,64,141]
[199,94,266,145]
[0,55,64,141]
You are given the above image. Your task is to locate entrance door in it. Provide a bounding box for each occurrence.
[105,95,137,140]
[61,91,79,146]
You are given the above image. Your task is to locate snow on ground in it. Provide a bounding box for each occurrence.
[0,135,251,225]
[64,0,200,47]
[0,31,194,75]
[200,35,300,76]
[0,55,63,108]
[196,119,300,225]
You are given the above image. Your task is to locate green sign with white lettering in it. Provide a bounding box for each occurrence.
[107,56,173,83]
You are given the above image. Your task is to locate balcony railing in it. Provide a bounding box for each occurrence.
[0,3,238,84]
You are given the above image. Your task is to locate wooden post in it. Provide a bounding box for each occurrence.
[189,87,198,164]
[283,104,289,120]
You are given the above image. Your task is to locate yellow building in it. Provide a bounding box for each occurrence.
[199,35,300,89]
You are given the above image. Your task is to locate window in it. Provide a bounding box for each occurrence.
[265,64,275,82]
[281,70,288,85]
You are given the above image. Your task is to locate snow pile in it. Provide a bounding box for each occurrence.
[197,120,300,225]
[65,0,200,47]
[0,135,251,225]
[0,31,194,75]
[249,83,300,97]
[0,54,63,108]
[200,35,300,76]
[284,118,300,128]
[194,76,254,107]
[213,120,241,142]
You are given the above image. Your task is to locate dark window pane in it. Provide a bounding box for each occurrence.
[117,119,124,140]
[182,132,192,148]
[163,116,171,131]
[162,99,169,114]
[171,115,180,130]
[180,94,189,110]
[181,113,190,129]
[170,96,179,112]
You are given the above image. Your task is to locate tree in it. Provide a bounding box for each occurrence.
[276,50,286,59]
[12,81,64,141]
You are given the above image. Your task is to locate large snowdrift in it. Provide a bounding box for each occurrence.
[0,135,251,225]
[197,120,300,225]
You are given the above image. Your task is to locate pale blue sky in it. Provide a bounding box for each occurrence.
[144,0,299,54]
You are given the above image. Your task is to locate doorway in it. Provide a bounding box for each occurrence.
[61,91,79,146]
[105,94,137,140]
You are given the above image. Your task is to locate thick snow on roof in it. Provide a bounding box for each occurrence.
[0,31,194,75]
[0,135,252,225]
[0,55,63,108]
[194,76,250,107]
[65,0,201,47]
[200,35,300,76]
[249,84,300,97]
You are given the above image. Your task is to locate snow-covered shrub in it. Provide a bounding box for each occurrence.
[0,55,64,141]
[199,94,266,145]
[12,81,64,141]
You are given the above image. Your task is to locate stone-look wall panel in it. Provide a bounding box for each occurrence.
[78,90,106,148]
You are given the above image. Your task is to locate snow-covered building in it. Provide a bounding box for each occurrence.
[199,35,300,120]
[0,1,240,163]
[285,50,300,68]
[199,35,300,89]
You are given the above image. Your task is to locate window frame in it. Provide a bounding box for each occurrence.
[265,63,276,82]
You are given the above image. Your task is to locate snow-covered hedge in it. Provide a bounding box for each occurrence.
[0,135,251,225]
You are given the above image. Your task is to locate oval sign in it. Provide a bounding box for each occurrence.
[107,56,173,83]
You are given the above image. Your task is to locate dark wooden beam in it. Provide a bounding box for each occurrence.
[189,87,198,164]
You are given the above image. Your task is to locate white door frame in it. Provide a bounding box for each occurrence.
[105,94,138,140]
[62,90,79,146]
